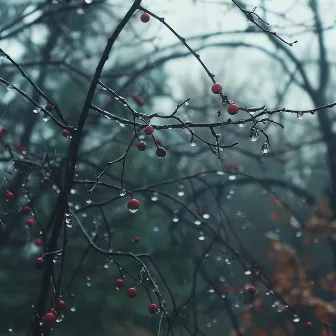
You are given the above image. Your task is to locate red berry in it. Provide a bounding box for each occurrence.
[22,206,31,215]
[43,312,56,325]
[45,103,54,111]
[58,300,66,310]
[140,12,150,23]
[127,287,137,298]
[133,236,140,243]
[211,83,222,94]
[246,285,256,295]
[35,257,45,270]
[116,279,125,289]
[33,238,43,246]
[137,141,147,151]
[305,321,313,328]
[131,94,144,107]
[26,218,36,227]
[148,303,158,314]
[0,127,8,136]
[156,146,166,158]
[61,129,70,137]
[6,191,14,201]
[49,309,58,318]
[144,125,154,135]
[227,103,239,115]
[128,198,140,211]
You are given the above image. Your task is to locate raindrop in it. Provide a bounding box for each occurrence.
[42,114,51,122]
[292,315,300,323]
[216,170,225,175]
[190,136,196,147]
[33,107,41,114]
[151,192,158,201]
[119,123,126,128]
[7,85,13,91]
[86,198,92,204]
[244,269,252,275]
[228,175,236,180]
[153,226,159,232]
[194,219,201,225]
[297,112,303,119]
[129,208,138,213]
[202,213,210,219]
[237,120,245,128]
[261,143,270,154]
[249,127,259,142]
[70,305,76,312]
[173,216,179,223]
[120,189,127,197]
[86,276,92,287]
[56,313,64,322]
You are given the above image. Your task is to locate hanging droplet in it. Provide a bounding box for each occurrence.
[297,112,303,119]
[237,120,245,128]
[42,113,51,122]
[249,127,259,142]
[190,135,196,147]
[292,315,300,322]
[261,143,269,154]
[194,219,201,225]
[7,85,13,91]
[177,190,184,196]
[120,189,127,197]
[86,276,92,287]
[202,213,210,219]
[151,192,158,201]
[173,216,179,222]
[33,107,41,114]
[86,198,92,204]
[153,226,159,232]
[70,305,76,312]
[244,269,252,275]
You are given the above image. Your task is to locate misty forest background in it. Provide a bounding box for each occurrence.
[0,0,336,335]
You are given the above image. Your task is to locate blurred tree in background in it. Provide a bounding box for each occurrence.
[0,0,335,336]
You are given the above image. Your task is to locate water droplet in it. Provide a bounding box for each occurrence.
[194,219,201,225]
[70,305,76,312]
[217,170,225,175]
[173,216,179,222]
[292,315,300,322]
[153,226,159,232]
[177,190,185,197]
[33,107,41,114]
[190,136,196,147]
[56,313,64,322]
[119,123,126,128]
[244,269,252,275]
[86,198,92,204]
[202,213,210,219]
[151,192,158,201]
[120,189,126,197]
[86,276,92,287]
[42,114,51,122]
[237,120,245,128]
[297,112,303,119]
[249,127,259,142]
[261,143,269,154]
[129,208,138,213]
[7,85,13,91]
[228,175,236,180]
